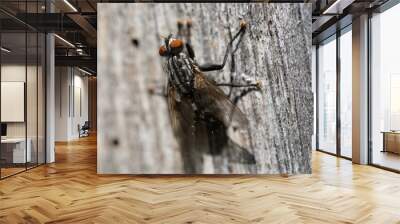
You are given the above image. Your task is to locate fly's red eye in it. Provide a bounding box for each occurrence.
[170,39,183,49]
[159,45,168,56]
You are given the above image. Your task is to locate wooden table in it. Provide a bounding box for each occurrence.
[382,131,400,154]
[1,138,31,164]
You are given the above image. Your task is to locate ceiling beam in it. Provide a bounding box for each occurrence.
[67,13,97,47]
[312,15,335,33]
[322,0,356,14]
[55,55,96,69]
[13,13,82,32]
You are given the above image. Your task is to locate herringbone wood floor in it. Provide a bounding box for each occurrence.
[1,135,400,224]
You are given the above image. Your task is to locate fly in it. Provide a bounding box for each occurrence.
[158,19,261,171]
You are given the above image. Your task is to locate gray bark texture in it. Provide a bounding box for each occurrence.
[98,3,313,174]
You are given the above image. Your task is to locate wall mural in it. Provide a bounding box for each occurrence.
[98,3,313,174]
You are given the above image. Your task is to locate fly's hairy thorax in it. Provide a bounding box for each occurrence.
[166,53,196,95]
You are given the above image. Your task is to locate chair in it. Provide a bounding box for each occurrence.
[79,121,90,138]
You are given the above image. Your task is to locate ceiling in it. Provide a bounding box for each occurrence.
[312,0,390,43]
[0,0,395,73]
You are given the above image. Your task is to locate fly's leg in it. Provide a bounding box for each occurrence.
[217,81,261,89]
[177,19,185,40]
[227,27,236,98]
[218,71,262,90]
[185,20,196,59]
[198,20,247,72]
[178,19,196,59]
[232,88,258,105]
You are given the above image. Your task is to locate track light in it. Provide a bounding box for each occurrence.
[323,0,342,14]
[322,0,354,15]
[54,34,75,48]
[63,0,78,12]
[78,67,93,76]
[1,47,11,53]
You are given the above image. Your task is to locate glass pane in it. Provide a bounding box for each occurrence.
[26,0,38,169]
[371,4,400,171]
[38,32,45,165]
[312,45,317,150]
[340,29,352,158]
[318,37,337,154]
[27,31,38,169]
[1,31,27,177]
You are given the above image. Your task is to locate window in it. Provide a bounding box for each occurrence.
[0,1,47,179]
[371,3,400,171]
[312,45,317,150]
[340,27,352,158]
[317,36,337,154]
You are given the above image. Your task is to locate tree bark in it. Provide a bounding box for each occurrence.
[98,3,313,174]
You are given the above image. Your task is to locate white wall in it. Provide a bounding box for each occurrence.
[72,73,89,138]
[55,67,89,141]
[1,64,46,164]
[1,65,29,141]
[1,65,40,138]
[55,67,69,141]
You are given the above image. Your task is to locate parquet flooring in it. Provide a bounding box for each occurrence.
[1,135,400,223]
[0,167,26,178]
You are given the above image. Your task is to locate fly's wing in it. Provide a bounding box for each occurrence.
[193,72,251,150]
[167,84,194,136]
[167,83,209,173]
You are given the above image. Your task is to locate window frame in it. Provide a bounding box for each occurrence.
[315,24,353,161]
